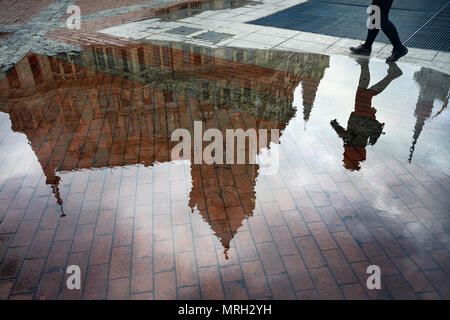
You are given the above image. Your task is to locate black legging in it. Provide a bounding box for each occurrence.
[364,0,403,50]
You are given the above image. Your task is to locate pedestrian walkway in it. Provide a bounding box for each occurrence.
[251,0,450,52]
[0,0,448,301]
[0,0,449,72]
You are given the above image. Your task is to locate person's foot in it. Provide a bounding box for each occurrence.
[350,44,372,55]
[386,46,408,62]
[387,62,403,78]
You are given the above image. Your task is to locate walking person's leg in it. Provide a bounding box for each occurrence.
[380,1,408,62]
[350,0,408,61]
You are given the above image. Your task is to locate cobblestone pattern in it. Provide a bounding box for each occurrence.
[0,0,79,71]
[0,0,54,25]
[46,0,222,48]
[60,0,179,22]
[0,0,206,71]
[0,44,448,300]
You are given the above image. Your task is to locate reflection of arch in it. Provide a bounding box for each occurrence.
[408,68,450,163]
[0,43,329,254]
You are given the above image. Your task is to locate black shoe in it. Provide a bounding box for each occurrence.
[350,44,372,55]
[386,46,408,62]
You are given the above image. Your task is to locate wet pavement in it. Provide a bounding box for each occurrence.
[0,41,449,300]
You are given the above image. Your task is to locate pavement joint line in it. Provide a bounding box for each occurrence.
[430,51,440,62]
[323,38,342,51]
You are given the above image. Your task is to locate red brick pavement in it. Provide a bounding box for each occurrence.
[0,39,448,300]
[0,0,54,25]
[68,0,153,16]
[46,0,220,48]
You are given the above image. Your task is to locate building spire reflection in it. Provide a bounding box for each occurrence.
[408,68,449,163]
[301,78,320,127]
[44,164,66,217]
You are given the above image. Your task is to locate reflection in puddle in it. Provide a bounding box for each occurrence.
[330,60,402,171]
[1,42,326,257]
[0,42,449,299]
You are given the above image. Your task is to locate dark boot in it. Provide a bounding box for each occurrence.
[386,46,408,62]
[350,44,372,56]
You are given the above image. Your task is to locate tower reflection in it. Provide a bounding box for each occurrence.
[409,68,449,163]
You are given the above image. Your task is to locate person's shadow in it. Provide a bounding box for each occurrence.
[330,60,403,171]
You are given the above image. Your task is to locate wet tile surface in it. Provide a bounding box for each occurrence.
[0,42,449,300]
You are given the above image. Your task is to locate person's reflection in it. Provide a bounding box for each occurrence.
[330,60,403,171]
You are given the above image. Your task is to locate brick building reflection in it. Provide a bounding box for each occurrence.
[0,43,329,255]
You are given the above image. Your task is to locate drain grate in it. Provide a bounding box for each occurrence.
[193,31,233,43]
[249,0,450,52]
[166,26,203,36]
[404,4,450,52]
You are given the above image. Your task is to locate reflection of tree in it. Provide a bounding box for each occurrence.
[408,68,449,163]
[330,61,403,171]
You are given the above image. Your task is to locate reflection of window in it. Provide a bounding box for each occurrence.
[28,55,43,85]
[243,88,251,104]
[183,50,191,65]
[193,53,201,65]
[48,57,60,74]
[236,51,243,62]
[164,91,174,103]
[120,49,128,72]
[202,83,210,101]
[106,47,114,69]
[153,46,161,66]
[63,53,74,74]
[138,47,145,66]
[95,48,105,70]
[222,88,230,104]
[162,46,170,67]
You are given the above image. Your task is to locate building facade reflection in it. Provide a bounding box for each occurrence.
[0,43,329,256]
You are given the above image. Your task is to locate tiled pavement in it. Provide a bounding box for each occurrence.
[0,0,55,25]
[1,0,450,73]
[0,0,449,301]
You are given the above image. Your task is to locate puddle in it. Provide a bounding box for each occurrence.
[0,42,449,299]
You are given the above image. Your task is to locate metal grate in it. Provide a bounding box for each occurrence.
[404,4,450,51]
[166,26,203,36]
[249,0,450,52]
[193,31,233,43]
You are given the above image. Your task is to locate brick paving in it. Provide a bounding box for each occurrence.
[68,0,155,16]
[0,0,449,301]
[0,41,449,300]
[0,0,54,25]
